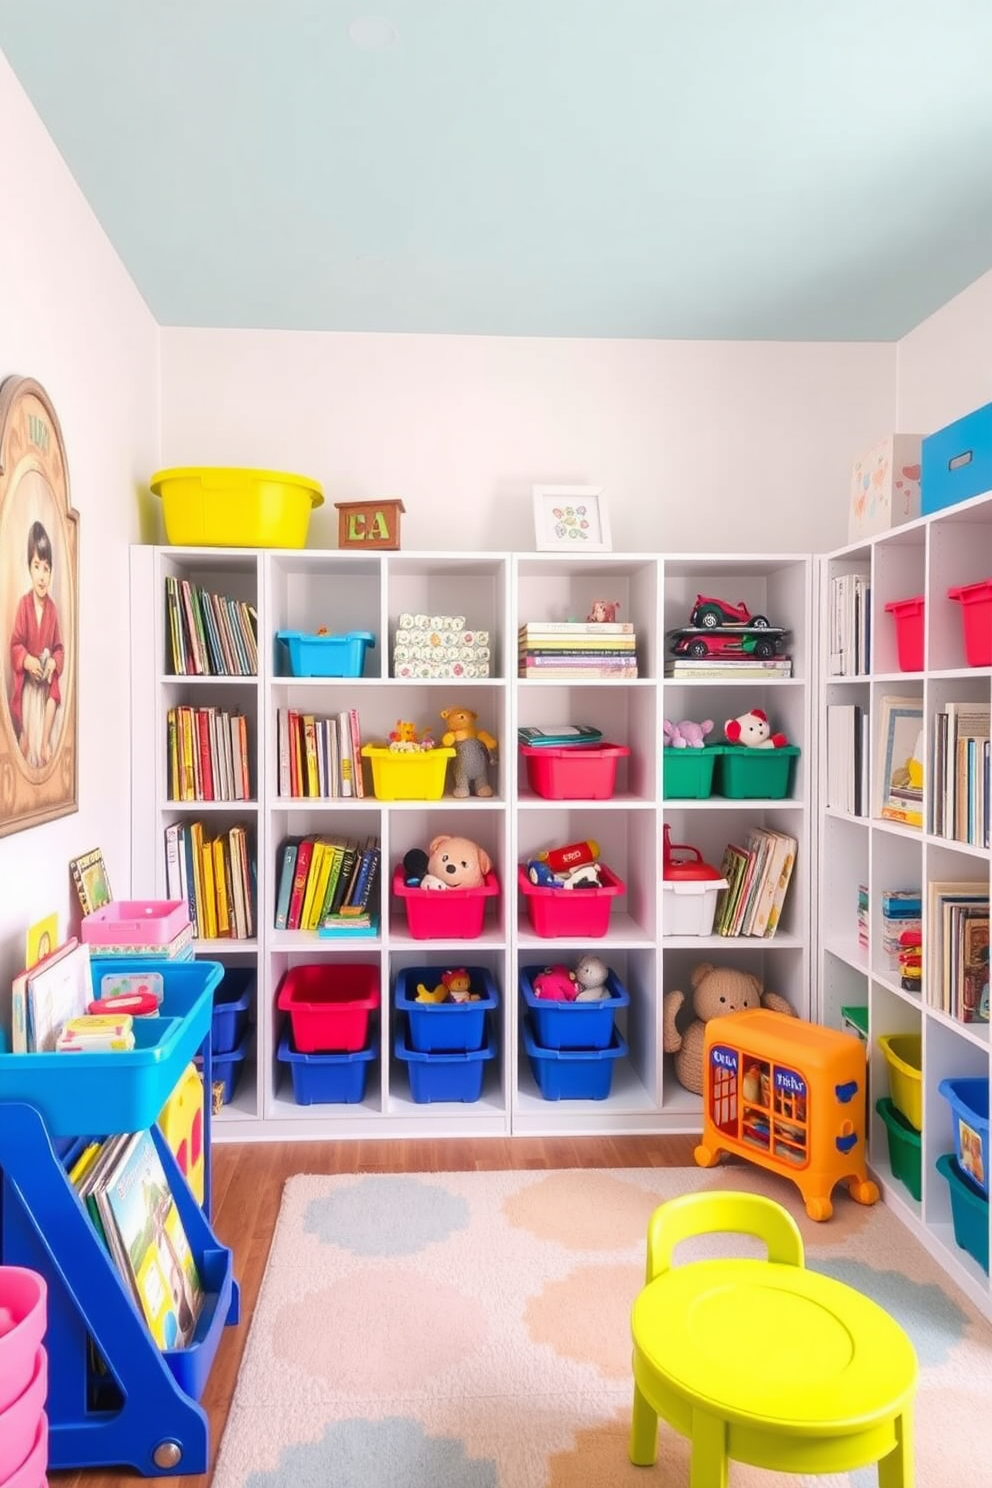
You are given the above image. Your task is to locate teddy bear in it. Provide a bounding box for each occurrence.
[724,708,788,750]
[662,963,797,1095]
[424,834,492,890]
[663,718,714,749]
[572,953,611,1001]
[440,706,497,798]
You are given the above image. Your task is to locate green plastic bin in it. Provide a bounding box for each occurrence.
[876,1097,922,1202]
[715,744,800,799]
[936,1153,989,1274]
[663,745,722,799]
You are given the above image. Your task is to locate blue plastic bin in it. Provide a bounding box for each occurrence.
[922,401,992,515]
[0,958,221,1137]
[212,967,254,1054]
[519,965,629,1050]
[199,1026,249,1106]
[937,1077,989,1197]
[277,1028,377,1105]
[394,1026,496,1103]
[524,1020,627,1100]
[936,1153,990,1274]
[394,965,499,1052]
[275,629,375,678]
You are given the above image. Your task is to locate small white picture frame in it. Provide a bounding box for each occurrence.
[532,485,612,553]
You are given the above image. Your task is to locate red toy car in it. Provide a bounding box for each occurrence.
[672,631,782,660]
[690,594,770,629]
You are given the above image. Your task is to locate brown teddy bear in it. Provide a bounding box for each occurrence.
[440,706,497,798]
[662,963,796,1095]
[424,834,492,890]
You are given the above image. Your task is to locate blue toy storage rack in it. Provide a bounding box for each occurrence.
[0,958,240,1477]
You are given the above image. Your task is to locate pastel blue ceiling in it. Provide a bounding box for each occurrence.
[2,0,992,339]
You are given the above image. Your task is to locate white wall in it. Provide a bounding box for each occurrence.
[0,52,159,1002]
[160,330,894,556]
[897,268,992,434]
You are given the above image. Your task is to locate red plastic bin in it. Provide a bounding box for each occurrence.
[275,962,379,1052]
[947,579,992,667]
[519,742,631,800]
[884,596,925,671]
[518,863,625,939]
[392,867,500,940]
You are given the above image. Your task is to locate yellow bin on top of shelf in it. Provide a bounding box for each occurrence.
[151,466,324,548]
[878,1032,923,1131]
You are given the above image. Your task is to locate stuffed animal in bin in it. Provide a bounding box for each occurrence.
[724,708,788,749]
[440,707,497,798]
[533,964,579,1001]
[426,834,492,890]
[662,963,797,1095]
[573,954,611,1001]
[663,718,714,749]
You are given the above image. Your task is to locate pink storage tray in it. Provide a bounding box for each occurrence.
[80,899,189,946]
[0,1268,47,1415]
[0,1348,47,1482]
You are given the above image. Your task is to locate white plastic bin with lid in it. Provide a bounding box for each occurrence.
[661,825,727,936]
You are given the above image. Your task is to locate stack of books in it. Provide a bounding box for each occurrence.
[712,827,797,938]
[930,701,990,846]
[926,880,989,1023]
[277,707,365,798]
[827,571,871,676]
[167,705,251,802]
[164,822,255,941]
[518,621,637,679]
[275,835,380,933]
[664,654,792,679]
[165,575,258,677]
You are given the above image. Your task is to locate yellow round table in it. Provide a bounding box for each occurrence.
[631,1257,917,1486]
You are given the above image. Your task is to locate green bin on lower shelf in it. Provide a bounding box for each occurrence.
[662,746,722,799]
[876,1096,921,1202]
[715,744,800,799]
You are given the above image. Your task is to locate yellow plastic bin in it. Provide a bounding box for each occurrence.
[878,1032,923,1131]
[361,746,456,800]
[151,466,324,548]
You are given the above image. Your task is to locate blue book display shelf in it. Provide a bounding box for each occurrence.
[0,958,240,1477]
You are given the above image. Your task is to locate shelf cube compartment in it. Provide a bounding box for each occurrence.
[936,1153,989,1274]
[519,742,630,800]
[947,579,992,667]
[392,867,500,940]
[523,1020,627,1100]
[662,745,721,799]
[394,965,499,1052]
[276,963,380,1053]
[876,1096,922,1202]
[519,964,629,1050]
[362,745,456,800]
[394,1026,496,1103]
[714,744,800,800]
[878,1033,923,1132]
[938,1077,989,1198]
[517,864,625,939]
[277,1028,377,1105]
[884,596,925,672]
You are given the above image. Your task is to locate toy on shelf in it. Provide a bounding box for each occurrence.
[531,954,613,1002]
[587,599,621,623]
[662,962,796,1096]
[532,964,579,1001]
[440,707,497,798]
[414,968,480,1004]
[410,835,492,891]
[690,594,770,629]
[724,708,789,749]
[663,718,714,749]
[670,630,786,661]
[661,825,728,937]
[387,719,435,752]
[694,1006,879,1222]
[573,954,611,1000]
[526,839,604,891]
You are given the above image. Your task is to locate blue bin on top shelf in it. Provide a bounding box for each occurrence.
[0,958,222,1137]
[519,965,629,1050]
[275,629,375,678]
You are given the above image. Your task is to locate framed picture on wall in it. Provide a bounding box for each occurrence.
[532,485,612,552]
[0,375,79,838]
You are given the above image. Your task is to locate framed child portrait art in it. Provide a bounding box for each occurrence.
[0,375,79,838]
[532,485,612,552]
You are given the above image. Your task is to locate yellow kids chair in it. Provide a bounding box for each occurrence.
[629,1191,917,1487]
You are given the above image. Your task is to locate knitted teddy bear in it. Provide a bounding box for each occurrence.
[663,718,714,749]
[662,963,797,1095]
[440,707,497,798]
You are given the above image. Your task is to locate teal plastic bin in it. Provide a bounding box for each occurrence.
[715,744,800,799]
[936,1153,989,1273]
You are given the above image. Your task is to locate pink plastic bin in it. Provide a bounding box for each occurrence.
[517,863,625,939]
[519,742,631,800]
[80,900,188,946]
[392,867,500,941]
[0,1269,46,1415]
[947,579,992,667]
[0,1350,46,1483]
[0,1413,47,1488]
[276,963,379,1053]
[884,596,925,671]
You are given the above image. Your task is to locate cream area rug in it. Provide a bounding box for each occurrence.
[212,1164,992,1488]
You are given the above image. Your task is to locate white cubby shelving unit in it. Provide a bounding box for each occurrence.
[820,488,992,1320]
[131,546,813,1145]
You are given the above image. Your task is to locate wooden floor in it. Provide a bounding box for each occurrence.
[50,1133,696,1488]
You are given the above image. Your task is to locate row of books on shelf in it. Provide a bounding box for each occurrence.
[930,702,990,847]
[518,621,638,679]
[712,827,797,938]
[69,1129,205,1350]
[165,575,258,677]
[926,881,989,1024]
[164,822,256,940]
[277,707,365,799]
[275,835,381,932]
[827,571,870,677]
[664,657,793,679]
[826,703,870,816]
[167,706,252,803]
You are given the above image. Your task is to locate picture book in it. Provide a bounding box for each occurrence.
[25,912,59,968]
[69,848,114,916]
[26,940,92,1051]
[95,1130,204,1350]
[9,935,80,1053]
[875,696,924,827]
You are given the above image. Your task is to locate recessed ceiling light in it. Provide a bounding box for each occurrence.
[348,17,399,51]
